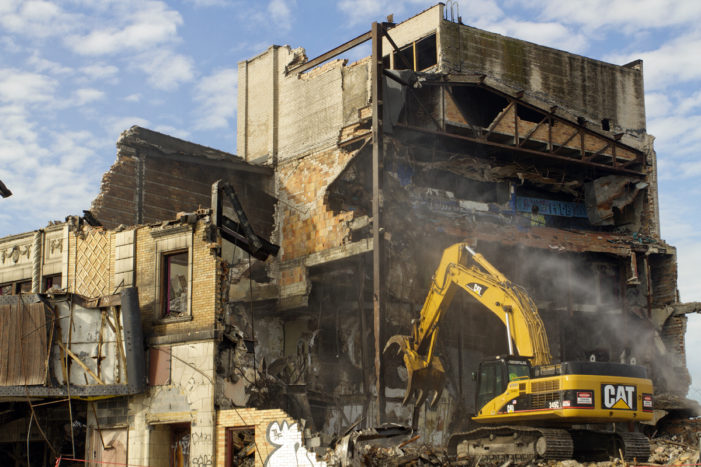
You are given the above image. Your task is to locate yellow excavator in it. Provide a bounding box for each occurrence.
[385,243,653,461]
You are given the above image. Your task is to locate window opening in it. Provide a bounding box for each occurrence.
[43,274,61,291]
[16,280,31,294]
[162,251,188,318]
[226,427,255,466]
[391,34,437,71]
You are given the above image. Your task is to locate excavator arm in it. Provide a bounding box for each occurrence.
[385,243,552,408]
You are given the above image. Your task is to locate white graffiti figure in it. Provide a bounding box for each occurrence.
[264,420,327,467]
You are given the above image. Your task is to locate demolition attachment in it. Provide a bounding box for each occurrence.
[384,334,446,408]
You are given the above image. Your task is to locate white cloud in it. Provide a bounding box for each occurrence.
[26,52,73,75]
[477,18,587,53]
[337,0,433,27]
[124,93,141,102]
[136,49,195,91]
[64,1,183,56]
[73,88,105,106]
[184,0,231,6]
[106,116,150,141]
[79,64,119,81]
[154,125,191,140]
[606,32,701,91]
[0,35,23,53]
[193,68,237,130]
[519,0,701,33]
[0,69,57,104]
[645,92,673,120]
[0,105,103,235]
[267,0,295,31]
[0,0,78,39]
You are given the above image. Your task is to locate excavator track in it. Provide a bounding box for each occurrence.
[570,430,651,461]
[450,426,573,463]
[619,431,651,461]
[451,427,650,463]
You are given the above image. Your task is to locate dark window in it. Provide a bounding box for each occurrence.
[507,362,530,381]
[391,34,437,71]
[415,34,437,70]
[162,251,188,318]
[16,281,31,294]
[226,427,255,466]
[43,274,61,291]
[477,362,506,410]
[601,118,611,131]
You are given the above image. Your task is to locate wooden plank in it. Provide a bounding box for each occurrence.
[112,308,127,384]
[0,305,11,385]
[7,305,19,384]
[56,341,105,385]
[23,303,47,385]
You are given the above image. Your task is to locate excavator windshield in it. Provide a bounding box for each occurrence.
[477,358,532,411]
[508,361,530,381]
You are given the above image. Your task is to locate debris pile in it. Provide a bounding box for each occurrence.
[648,418,701,465]
[353,442,449,466]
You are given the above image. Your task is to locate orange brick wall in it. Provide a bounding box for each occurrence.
[277,147,358,293]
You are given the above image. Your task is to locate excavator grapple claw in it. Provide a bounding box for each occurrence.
[384,334,446,409]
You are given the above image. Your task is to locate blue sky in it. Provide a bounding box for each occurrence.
[1,0,700,401]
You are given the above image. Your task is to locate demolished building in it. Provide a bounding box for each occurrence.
[234,0,699,449]
[0,3,699,466]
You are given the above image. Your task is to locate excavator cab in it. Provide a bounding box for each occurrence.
[475,356,531,412]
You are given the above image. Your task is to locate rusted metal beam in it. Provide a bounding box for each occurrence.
[371,21,385,425]
[587,141,613,161]
[382,25,412,70]
[484,101,515,139]
[427,80,644,164]
[552,128,580,155]
[518,114,548,147]
[287,30,373,75]
[394,123,646,176]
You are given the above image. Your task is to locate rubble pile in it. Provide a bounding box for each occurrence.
[354,443,450,466]
[319,417,701,466]
[647,418,701,465]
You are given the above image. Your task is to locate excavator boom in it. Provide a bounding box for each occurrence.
[385,242,551,407]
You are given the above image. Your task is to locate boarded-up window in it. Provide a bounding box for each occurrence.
[0,302,48,386]
[149,346,171,386]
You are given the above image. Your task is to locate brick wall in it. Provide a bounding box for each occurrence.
[216,408,298,467]
[277,147,358,292]
[132,221,220,336]
[91,126,275,239]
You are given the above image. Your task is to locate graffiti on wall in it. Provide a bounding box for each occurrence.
[264,421,327,467]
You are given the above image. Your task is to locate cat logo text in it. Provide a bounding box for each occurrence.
[601,384,636,410]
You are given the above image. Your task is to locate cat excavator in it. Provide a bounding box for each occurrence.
[385,243,654,461]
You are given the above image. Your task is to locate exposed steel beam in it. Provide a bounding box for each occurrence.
[394,123,645,176]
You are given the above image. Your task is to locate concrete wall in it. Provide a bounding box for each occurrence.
[237,48,370,164]
[439,20,647,133]
[128,340,216,467]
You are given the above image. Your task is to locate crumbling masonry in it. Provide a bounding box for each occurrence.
[0,4,699,466]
